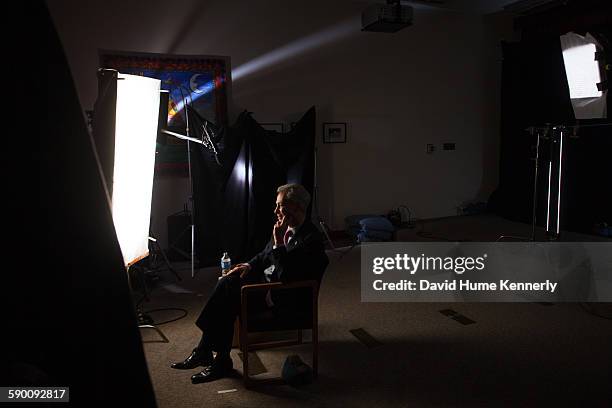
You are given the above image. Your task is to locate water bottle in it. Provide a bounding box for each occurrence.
[221,252,231,276]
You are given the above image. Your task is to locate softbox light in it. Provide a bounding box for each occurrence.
[560,32,607,119]
[94,71,161,267]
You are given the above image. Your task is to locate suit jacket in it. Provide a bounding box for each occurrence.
[247,220,329,310]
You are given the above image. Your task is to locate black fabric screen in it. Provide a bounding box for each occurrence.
[190,107,316,266]
[19,4,157,405]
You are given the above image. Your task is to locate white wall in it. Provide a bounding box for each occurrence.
[47,0,515,246]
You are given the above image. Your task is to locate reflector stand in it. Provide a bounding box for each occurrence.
[160,128,208,279]
[128,263,170,343]
[497,125,549,242]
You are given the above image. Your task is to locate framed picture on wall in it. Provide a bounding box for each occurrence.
[323,122,347,143]
[261,123,284,133]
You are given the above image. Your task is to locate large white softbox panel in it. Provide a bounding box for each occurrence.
[560,32,607,119]
[112,73,160,266]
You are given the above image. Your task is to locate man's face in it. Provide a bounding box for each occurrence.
[274,192,298,225]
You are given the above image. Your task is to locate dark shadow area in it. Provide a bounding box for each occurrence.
[252,337,611,406]
[12,4,157,406]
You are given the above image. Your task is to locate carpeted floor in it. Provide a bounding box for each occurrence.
[138,215,611,407]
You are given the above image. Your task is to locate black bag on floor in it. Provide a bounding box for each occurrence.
[281,355,313,386]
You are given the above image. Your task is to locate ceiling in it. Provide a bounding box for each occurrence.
[363,0,561,15]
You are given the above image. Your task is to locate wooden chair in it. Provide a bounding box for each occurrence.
[239,280,319,386]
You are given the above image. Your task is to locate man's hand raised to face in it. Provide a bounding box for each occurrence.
[273,215,290,247]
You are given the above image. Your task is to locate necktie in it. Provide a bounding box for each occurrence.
[284,229,294,246]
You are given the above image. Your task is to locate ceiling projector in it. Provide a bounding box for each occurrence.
[361,3,414,33]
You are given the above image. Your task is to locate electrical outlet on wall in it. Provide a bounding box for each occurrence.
[426,144,435,154]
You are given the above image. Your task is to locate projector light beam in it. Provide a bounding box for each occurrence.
[232,17,360,81]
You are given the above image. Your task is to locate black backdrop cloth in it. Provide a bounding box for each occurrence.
[490,26,611,236]
[190,107,316,267]
[14,3,157,406]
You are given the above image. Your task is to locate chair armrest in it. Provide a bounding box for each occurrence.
[240,280,319,313]
[241,280,318,295]
[241,282,283,294]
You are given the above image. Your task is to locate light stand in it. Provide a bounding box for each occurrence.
[134,234,183,342]
[160,85,200,278]
[162,118,220,279]
[129,263,170,343]
[147,233,181,282]
[186,107,196,279]
[133,225,182,343]
[497,123,612,242]
[545,126,565,240]
[497,125,550,242]
[160,82,222,278]
[160,127,206,278]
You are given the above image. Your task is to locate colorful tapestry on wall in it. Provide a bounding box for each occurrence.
[99,51,230,176]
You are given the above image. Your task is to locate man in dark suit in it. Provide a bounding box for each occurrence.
[171,183,329,384]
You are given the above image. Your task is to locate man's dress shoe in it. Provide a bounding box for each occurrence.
[191,356,233,384]
[171,349,213,370]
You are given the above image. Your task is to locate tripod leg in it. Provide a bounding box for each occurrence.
[169,225,192,261]
[139,324,170,343]
[135,266,150,303]
[339,242,358,260]
[154,239,182,281]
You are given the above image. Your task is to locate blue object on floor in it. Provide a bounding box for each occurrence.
[346,214,395,242]
[281,355,313,386]
[358,216,394,242]
[345,214,378,238]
